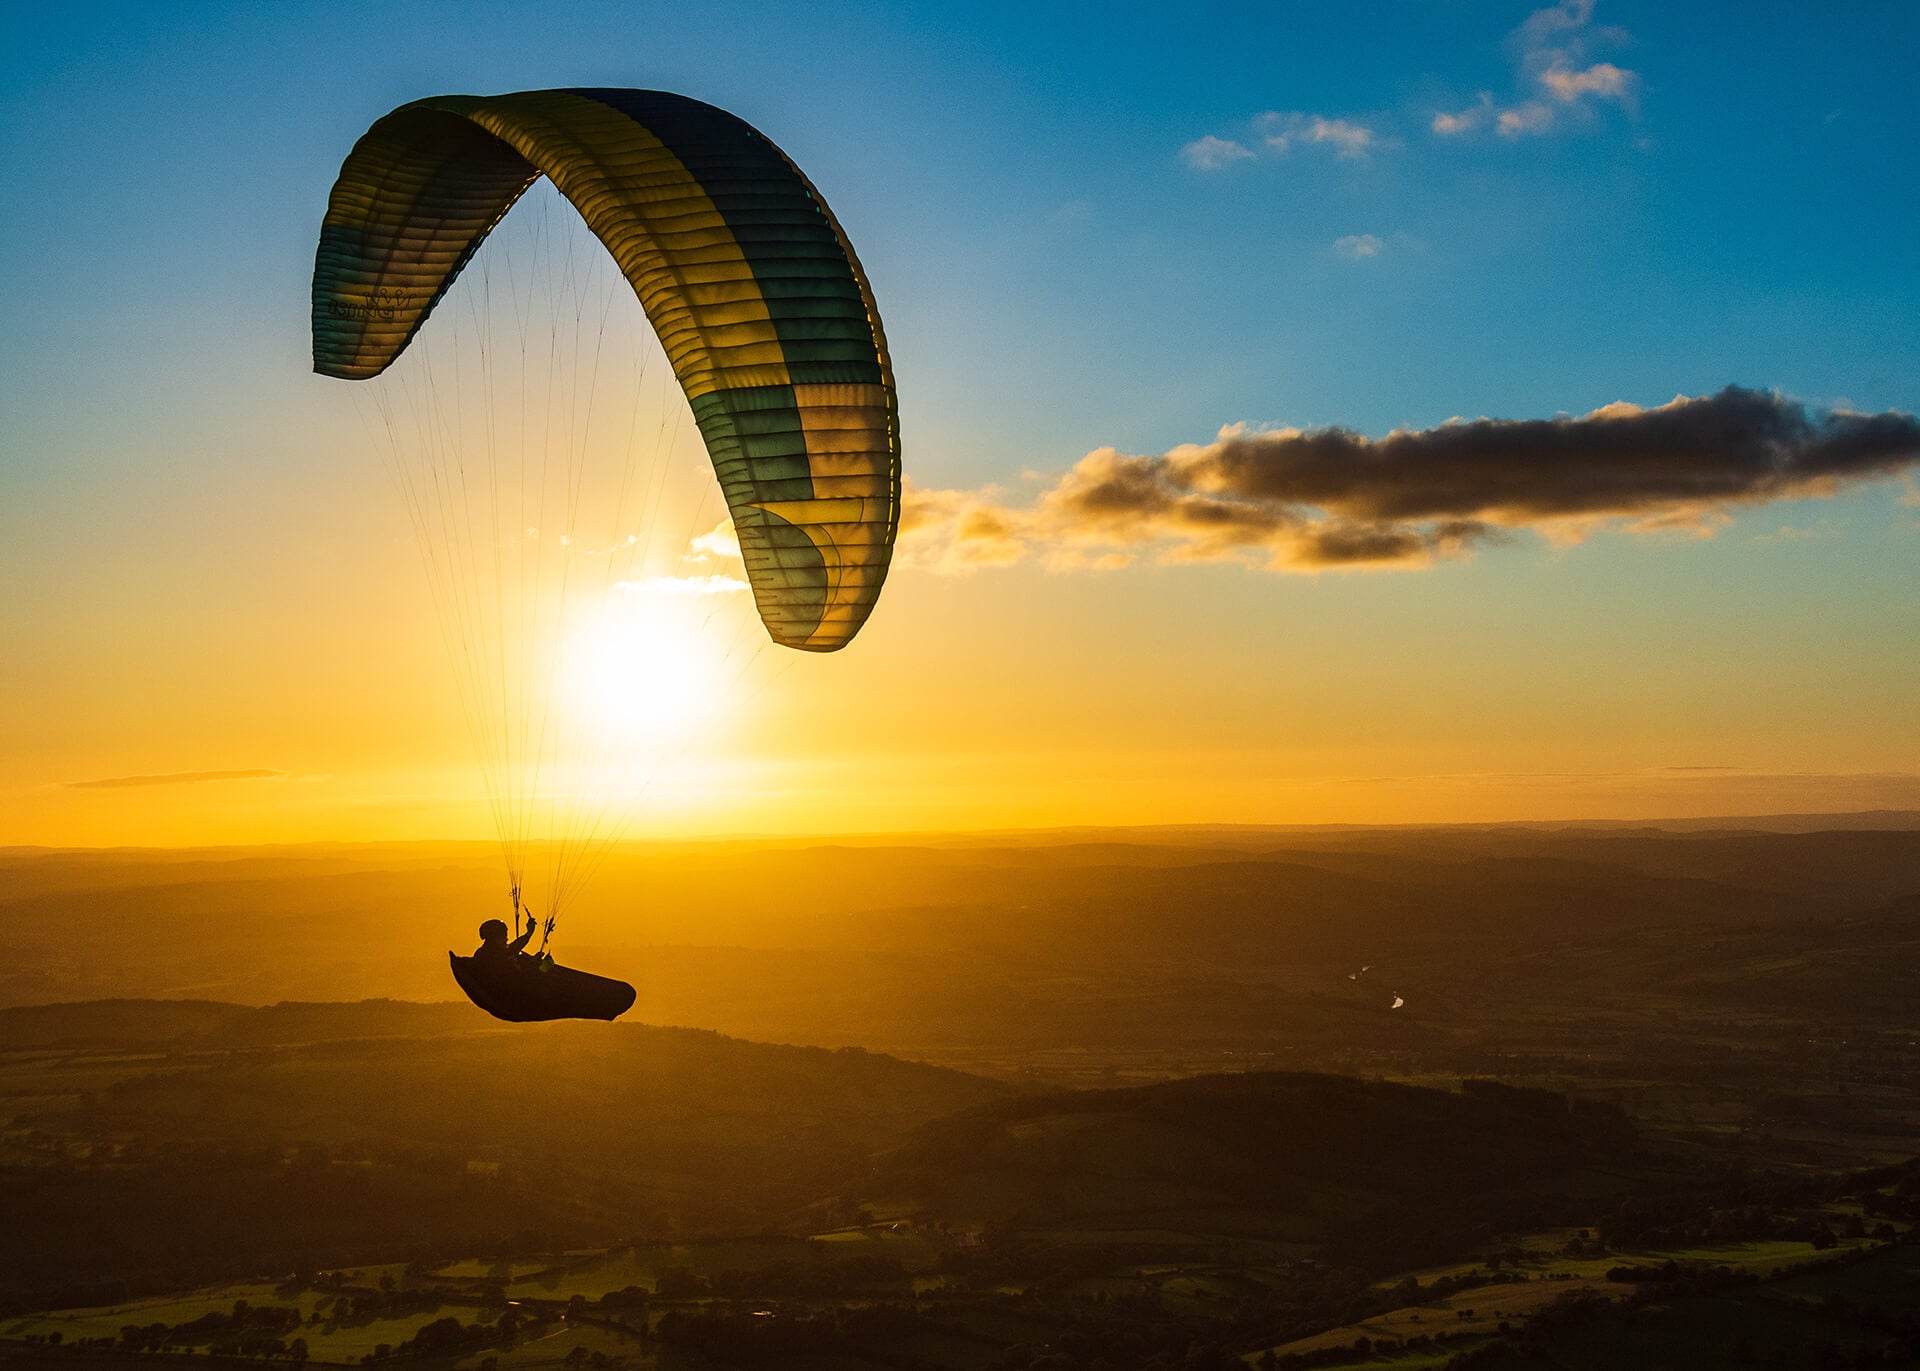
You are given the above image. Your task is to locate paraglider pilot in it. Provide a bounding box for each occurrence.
[474,917,535,966]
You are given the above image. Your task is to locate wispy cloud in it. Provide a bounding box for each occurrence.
[616,574,749,597]
[688,521,743,561]
[69,769,287,790]
[1432,94,1496,136]
[1496,103,1556,137]
[1752,517,1842,543]
[897,485,1029,573]
[1258,112,1379,159]
[1184,112,1382,170]
[1541,60,1632,102]
[1195,2,1631,169]
[900,388,1920,575]
[1181,134,1255,170]
[1333,234,1384,260]
[1434,0,1637,140]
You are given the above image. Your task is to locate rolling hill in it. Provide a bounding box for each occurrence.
[865,1071,1655,1260]
[0,999,1007,1306]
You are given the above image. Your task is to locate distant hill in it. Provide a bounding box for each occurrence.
[2,827,1917,1099]
[898,810,1920,841]
[0,1001,1009,1303]
[28,1009,1008,1215]
[867,1072,1653,1257]
[184,997,489,1048]
[0,996,491,1049]
[0,997,247,1048]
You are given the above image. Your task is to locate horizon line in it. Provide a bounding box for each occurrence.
[3,806,1917,856]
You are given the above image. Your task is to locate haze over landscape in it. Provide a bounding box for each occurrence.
[5,3,1920,1370]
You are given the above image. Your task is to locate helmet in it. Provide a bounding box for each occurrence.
[479,918,510,941]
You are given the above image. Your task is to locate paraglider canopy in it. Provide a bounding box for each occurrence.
[313,87,900,653]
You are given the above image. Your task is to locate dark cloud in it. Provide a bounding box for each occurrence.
[902,388,1920,573]
[70,769,286,790]
[1190,387,1919,520]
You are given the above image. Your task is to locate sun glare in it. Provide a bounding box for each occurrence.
[566,585,740,744]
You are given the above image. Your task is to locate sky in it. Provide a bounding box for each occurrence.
[2,0,1918,848]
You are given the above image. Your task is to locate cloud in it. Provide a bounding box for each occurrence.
[1181,134,1255,170]
[1542,61,1632,102]
[1185,112,1381,169]
[1515,0,1596,48]
[895,484,1027,572]
[1259,112,1379,159]
[900,388,1920,575]
[69,769,287,790]
[688,520,742,561]
[1438,0,1636,140]
[1497,102,1556,137]
[1333,234,1383,260]
[1753,517,1842,543]
[1433,93,1495,136]
[1193,5,1631,164]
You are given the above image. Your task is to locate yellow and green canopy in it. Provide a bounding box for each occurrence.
[312,88,898,652]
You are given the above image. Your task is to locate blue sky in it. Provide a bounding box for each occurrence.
[8,0,1916,469]
[2,1,1917,839]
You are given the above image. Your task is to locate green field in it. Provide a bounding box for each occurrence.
[1252,1226,1903,1370]
[432,1261,551,1281]
[5,1286,286,1345]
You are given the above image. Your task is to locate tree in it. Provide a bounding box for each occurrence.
[654,1266,706,1299]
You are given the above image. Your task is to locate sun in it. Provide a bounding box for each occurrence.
[565,585,739,744]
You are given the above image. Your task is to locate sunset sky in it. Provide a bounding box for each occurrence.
[4,1,1918,847]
